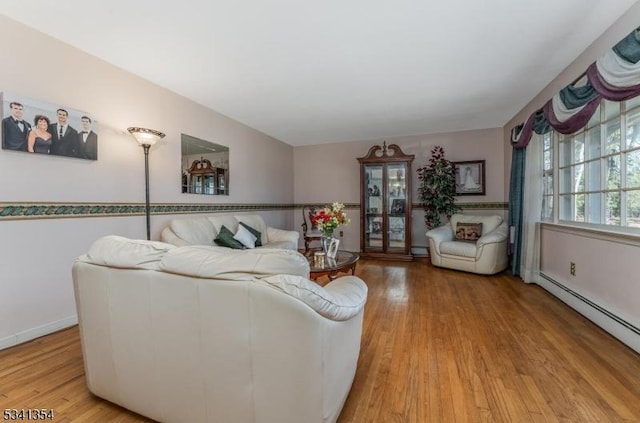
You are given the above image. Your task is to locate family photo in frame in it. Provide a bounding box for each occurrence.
[1,91,98,160]
[454,160,486,195]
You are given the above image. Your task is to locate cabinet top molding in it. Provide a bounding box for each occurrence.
[357,141,415,164]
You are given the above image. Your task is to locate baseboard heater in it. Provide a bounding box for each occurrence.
[539,272,640,353]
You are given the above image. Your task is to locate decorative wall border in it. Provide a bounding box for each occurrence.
[453,202,509,210]
[0,202,294,221]
[0,201,508,221]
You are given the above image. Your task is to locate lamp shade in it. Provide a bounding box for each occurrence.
[127,127,166,146]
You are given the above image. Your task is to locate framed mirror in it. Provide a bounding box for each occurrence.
[181,134,229,195]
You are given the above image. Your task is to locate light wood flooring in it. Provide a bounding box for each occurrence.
[1,259,639,422]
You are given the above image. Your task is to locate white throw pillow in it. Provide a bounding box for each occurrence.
[235,214,269,244]
[233,224,258,249]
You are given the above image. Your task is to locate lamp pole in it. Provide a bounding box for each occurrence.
[143,143,151,240]
[127,127,165,241]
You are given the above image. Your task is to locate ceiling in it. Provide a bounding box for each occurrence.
[1,1,638,146]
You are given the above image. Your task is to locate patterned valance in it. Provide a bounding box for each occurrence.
[512,28,640,149]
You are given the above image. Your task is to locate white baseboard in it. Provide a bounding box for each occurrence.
[537,272,640,354]
[0,315,78,351]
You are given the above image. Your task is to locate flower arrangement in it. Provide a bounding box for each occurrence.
[310,202,350,237]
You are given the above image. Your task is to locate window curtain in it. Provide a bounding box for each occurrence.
[508,27,640,279]
[507,147,525,276]
[520,134,542,283]
[512,28,640,150]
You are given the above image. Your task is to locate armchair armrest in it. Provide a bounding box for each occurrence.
[426,225,453,254]
[477,222,508,247]
[267,227,300,243]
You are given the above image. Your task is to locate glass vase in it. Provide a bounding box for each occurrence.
[321,232,334,254]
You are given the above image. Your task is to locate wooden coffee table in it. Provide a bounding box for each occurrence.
[307,250,359,283]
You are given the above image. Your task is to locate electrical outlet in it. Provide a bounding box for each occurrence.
[339,231,344,237]
[570,262,576,276]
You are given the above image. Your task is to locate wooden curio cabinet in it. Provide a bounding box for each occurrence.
[357,142,414,261]
[187,158,228,195]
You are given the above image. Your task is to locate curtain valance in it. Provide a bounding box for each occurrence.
[511,28,640,149]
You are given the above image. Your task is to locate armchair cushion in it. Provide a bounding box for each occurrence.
[440,240,477,258]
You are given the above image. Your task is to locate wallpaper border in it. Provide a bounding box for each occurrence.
[0,201,508,221]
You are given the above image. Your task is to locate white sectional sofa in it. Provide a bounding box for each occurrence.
[73,235,368,423]
[160,212,299,250]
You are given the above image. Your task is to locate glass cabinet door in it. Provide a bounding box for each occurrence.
[364,164,383,250]
[204,174,215,195]
[192,175,203,194]
[387,163,407,251]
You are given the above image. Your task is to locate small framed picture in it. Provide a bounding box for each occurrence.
[327,238,340,259]
[390,198,405,215]
[454,160,486,196]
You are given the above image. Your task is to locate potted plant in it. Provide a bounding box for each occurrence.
[416,146,460,230]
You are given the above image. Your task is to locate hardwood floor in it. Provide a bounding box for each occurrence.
[1,259,639,422]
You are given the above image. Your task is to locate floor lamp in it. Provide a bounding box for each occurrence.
[127,127,166,240]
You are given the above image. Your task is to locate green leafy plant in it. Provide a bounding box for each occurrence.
[417,146,460,230]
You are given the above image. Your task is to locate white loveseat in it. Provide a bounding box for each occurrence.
[72,235,368,423]
[160,213,299,250]
[426,213,508,275]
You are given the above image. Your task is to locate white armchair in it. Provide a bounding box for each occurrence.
[426,213,508,275]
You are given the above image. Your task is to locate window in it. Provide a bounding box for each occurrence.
[541,131,553,221]
[544,98,640,229]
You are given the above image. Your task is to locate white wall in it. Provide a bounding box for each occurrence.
[293,128,506,253]
[0,17,294,349]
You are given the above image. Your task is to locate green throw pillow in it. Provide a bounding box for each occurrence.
[239,221,262,247]
[214,225,245,249]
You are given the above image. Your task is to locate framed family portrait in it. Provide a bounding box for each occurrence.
[454,160,486,196]
[1,91,98,160]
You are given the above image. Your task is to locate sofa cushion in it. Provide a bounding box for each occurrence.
[169,217,215,246]
[207,214,239,237]
[235,214,269,244]
[260,274,368,321]
[159,245,310,279]
[239,221,262,247]
[233,224,257,249]
[454,222,483,242]
[450,214,502,235]
[82,235,175,270]
[214,225,245,249]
